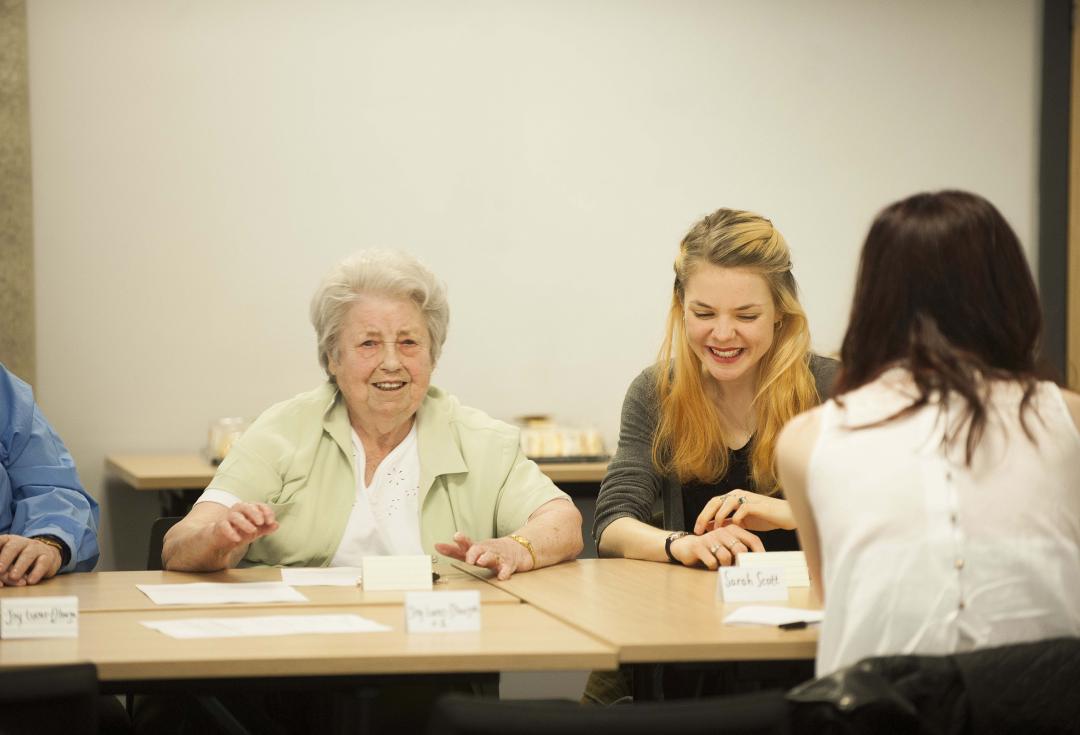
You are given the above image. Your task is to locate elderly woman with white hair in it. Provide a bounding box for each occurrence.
[163,249,583,577]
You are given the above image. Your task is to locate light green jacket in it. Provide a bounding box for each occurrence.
[209,382,569,567]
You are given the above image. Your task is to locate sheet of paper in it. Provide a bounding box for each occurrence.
[722,606,823,627]
[136,582,308,605]
[280,567,362,587]
[141,614,390,639]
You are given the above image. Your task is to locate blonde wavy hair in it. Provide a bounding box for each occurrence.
[652,208,819,494]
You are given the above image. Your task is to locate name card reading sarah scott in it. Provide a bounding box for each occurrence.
[405,590,481,633]
[361,555,433,591]
[716,567,788,603]
[0,596,78,639]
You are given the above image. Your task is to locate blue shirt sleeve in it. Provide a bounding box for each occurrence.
[0,365,100,573]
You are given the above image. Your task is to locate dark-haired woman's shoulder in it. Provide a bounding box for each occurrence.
[1060,388,1080,433]
[809,353,841,400]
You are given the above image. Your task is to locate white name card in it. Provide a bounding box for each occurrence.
[0,596,79,639]
[737,551,810,587]
[361,555,433,591]
[717,567,788,602]
[405,590,481,633]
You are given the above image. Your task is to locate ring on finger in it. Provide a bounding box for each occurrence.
[737,496,747,506]
[708,544,722,555]
[726,539,740,551]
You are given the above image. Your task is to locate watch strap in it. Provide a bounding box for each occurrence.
[664,531,689,563]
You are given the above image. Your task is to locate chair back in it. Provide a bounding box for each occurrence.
[0,663,99,735]
[146,516,183,571]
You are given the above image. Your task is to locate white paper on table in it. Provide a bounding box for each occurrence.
[722,606,823,627]
[280,567,363,587]
[141,614,390,639]
[136,582,308,605]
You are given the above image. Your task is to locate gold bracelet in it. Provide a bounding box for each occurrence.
[508,534,538,569]
[32,536,65,560]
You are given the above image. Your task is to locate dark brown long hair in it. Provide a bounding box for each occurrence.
[835,190,1047,463]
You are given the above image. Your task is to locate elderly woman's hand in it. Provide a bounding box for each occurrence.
[435,531,534,581]
[162,501,279,572]
[694,490,796,534]
[206,502,279,553]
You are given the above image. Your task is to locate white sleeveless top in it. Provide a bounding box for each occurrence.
[808,369,1080,676]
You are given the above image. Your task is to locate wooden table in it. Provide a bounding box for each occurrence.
[106,453,609,517]
[469,558,819,663]
[106,454,609,490]
[0,565,520,612]
[0,558,817,701]
[0,605,616,682]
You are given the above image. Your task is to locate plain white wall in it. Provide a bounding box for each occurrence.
[26,0,1040,571]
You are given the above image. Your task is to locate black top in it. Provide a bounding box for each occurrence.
[680,442,800,552]
[592,354,838,548]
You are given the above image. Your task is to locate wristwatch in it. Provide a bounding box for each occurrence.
[664,531,689,563]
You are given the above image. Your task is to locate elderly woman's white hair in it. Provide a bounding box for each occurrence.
[310,249,450,379]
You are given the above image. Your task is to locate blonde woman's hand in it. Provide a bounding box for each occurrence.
[669,526,764,569]
[694,490,796,534]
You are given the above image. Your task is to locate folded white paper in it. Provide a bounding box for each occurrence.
[717,566,788,602]
[0,596,78,639]
[722,606,823,627]
[280,567,362,587]
[362,555,433,591]
[136,582,308,605]
[405,591,481,633]
[736,551,811,587]
[141,613,390,639]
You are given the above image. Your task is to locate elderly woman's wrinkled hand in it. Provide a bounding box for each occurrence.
[435,531,532,581]
[209,502,279,551]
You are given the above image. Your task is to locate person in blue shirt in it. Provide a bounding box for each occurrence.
[0,363,99,585]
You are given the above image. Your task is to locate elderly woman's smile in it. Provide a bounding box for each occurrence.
[329,294,433,438]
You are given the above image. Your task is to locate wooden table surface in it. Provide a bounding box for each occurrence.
[106,453,609,489]
[0,604,617,681]
[0,558,817,684]
[0,565,520,612]
[471,558,819,663]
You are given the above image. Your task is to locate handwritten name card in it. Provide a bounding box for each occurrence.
[405,591,481,633]
[736,551,810,587]
[361,555,433,591]
[0,596,79,639]
[716,567,788,602]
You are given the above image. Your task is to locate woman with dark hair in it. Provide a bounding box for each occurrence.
[776,190,1080,676]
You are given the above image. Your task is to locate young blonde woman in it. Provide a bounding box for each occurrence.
[594,208,837,567]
